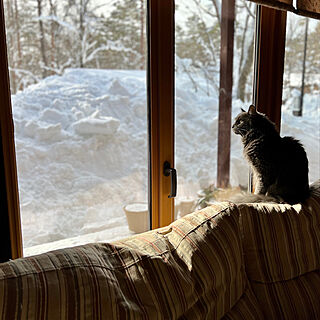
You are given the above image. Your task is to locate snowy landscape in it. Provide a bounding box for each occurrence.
[11,68,319,255]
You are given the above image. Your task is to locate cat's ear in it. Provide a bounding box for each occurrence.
[248,105,257,115]
[241,108,246,113]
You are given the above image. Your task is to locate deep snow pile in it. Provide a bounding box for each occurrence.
[12,69,319,249]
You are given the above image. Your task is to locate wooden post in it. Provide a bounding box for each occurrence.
[217,0,235,188]
[253,5,287,131]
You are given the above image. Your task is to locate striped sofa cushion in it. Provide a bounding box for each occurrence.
[0,202,251,319]
[222,283,264,320]
[251,270,320,319]
[110,203,246,319]
[239,180,320,283]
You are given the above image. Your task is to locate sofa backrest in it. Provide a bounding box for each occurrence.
[0,202,249,319]
[238,180,320,319]
[1,181,319,320]
[239,180,320,283]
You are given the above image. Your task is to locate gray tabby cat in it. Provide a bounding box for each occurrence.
[232,105,309,204]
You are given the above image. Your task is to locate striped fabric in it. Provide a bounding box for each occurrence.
[0,202,255,319]
[222,284,264,320]
[239,180,320,282]
[239,180,320,319]
[251,270,320,319]
[1,181,319,319]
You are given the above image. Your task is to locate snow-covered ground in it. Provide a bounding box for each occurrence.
[11,68,319,256]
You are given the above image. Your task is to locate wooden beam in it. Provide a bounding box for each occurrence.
[148,0,174,229]
[253,5,287,131]
[0,137,12,262]
[0,0,23,261]
[217,0,235,188]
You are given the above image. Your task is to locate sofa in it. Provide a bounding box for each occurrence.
[0,180,319,319]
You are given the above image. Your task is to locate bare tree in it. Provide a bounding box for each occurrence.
[48,0,57,74]
[236,0,255,102]
[237,37,254,101]
[5,0,17,92]
[78,0,91,67]
[210,0,221,28]
[139,0,144,70]
[13,0,22,67]
[37,0,48,77]
[192,0,221,28]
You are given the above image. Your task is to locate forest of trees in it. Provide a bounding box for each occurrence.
[4,0,146,93]
[4,0,320,98]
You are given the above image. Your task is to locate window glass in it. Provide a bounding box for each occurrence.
[175,0,255,217]
[282,13,320,184]
[4,0,148,255]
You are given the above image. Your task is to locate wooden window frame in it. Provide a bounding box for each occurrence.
[148,0,175,229]
[0,0,22,261]
[0,0,287,261]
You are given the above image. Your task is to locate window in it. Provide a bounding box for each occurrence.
[175,0,255,216]
[282,13,320,184]
[2,0,316,261]
[4,0,149,256]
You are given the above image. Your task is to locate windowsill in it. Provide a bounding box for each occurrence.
[23,226,135,257]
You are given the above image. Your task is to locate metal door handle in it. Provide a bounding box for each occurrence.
[163,161,177,198]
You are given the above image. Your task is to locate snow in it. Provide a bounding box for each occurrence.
[73,114,120,136]
[11,68,319,256]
